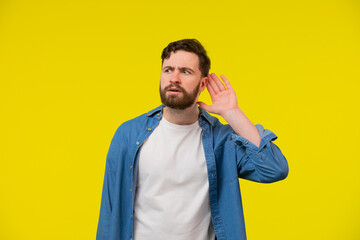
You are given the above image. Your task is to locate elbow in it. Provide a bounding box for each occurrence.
[261,168,288,183]
[260,158,289,183]
[278,163,289,181]
[273,157,289,182]
[268,143,289,182]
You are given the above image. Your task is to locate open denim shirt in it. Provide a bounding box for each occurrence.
[97,105,289,240]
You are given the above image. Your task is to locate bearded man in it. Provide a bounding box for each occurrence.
[96,39,289,240]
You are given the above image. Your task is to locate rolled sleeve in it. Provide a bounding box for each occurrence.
[232,124,278,153]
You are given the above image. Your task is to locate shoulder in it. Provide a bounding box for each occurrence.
[114,105,163,138]
[118,112,148,131]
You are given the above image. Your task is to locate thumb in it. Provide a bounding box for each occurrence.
[197,101,211,112]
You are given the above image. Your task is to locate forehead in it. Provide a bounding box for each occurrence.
[163,50,200,70]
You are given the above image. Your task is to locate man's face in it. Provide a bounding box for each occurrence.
[160,50,207,110]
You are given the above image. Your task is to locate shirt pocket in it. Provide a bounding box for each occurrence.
[214,141,239,182]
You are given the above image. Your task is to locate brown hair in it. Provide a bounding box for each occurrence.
[161,39,211,78]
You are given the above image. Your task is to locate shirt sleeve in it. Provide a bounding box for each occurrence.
[96,157,114,239]
[96,127,121,240]
[232,124,289,183]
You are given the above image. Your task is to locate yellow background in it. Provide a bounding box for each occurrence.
[1,0,359,239]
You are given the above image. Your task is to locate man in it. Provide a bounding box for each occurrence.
[97,39,289,240]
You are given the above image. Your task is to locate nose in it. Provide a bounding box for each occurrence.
[170,70,181,84]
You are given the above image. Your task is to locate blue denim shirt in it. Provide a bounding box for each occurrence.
[97,105,289,240]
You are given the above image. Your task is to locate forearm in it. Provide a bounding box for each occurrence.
[222,108,261,148]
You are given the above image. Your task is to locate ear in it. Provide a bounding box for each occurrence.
[200,76,208,92]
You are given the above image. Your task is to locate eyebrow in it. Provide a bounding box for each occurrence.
[162,66,196,74]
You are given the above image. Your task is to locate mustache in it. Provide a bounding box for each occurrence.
[164,84,186,92]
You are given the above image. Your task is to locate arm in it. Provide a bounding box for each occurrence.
[198,73,288,182]
[97,128,121,240]
[233,124,288,182]
[97,158,113,240]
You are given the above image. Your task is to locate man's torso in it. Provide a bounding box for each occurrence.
[133,116,215,240]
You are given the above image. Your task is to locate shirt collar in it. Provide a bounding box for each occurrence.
[146,105,164,117]
[198,107,215,126]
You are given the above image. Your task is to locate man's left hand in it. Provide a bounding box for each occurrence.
[197,73,239,117]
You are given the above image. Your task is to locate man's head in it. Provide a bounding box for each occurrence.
[161,39,211,78]
[160,39,211,110]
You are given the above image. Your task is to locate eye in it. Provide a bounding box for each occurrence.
[164,68,171,73]
[183,70,190,74]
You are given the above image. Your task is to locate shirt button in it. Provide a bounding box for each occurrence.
[148,128,152,131]
[245,140,249,144]
[131,215,133,219]
[130,165,133,169]
[136,142,139,145]
[157,113,160,117]
[130,188,132,192]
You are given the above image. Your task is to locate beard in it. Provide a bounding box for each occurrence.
[160,82,200,110]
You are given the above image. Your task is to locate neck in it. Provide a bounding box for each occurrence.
[162,104,200,125]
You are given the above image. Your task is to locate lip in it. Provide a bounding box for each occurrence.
[168,87,182,93]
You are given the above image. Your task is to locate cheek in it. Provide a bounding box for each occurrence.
[160,75,169,84]
[159,77,166,87]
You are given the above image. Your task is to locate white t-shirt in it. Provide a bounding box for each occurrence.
[133,116,216,240]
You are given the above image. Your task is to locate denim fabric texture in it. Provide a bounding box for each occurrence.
[97,105,289,240]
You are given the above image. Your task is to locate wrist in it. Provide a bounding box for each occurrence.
[222,107,243,121]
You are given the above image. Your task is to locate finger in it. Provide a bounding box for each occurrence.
[220,75,232,89]
[211,73,226,91]
[208,73,220,94]
[206,81,216,100]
